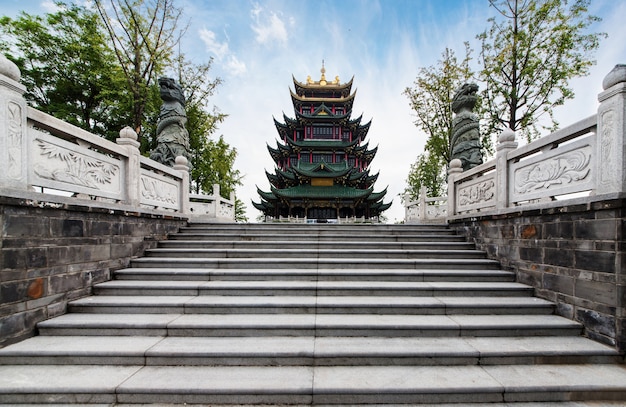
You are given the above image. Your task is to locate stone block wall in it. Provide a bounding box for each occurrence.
[451,198,625,354]
[0,196,187,347]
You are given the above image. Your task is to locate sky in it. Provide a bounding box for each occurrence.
[4,0,626,223]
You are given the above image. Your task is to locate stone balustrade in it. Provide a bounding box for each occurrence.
[403,187,447,224]
[405,64,626,223]
[0,54,234,222]
[405,64,626,353]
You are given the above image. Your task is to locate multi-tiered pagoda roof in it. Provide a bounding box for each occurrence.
[253,64,391,221]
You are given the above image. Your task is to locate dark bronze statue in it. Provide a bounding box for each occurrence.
[450,83,483,171]
[150,77,190,167]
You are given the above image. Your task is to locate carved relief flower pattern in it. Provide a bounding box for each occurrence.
[515,151,590,193]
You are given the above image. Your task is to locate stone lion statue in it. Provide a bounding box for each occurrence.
[149,77,190,167]
[450,82,483,171]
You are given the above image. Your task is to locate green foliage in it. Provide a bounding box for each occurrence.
[234,197,249,223]
[403,44,476,198]
[404,152,447,200]
[0,2,129,141]
[192,135,243,197]
[478,0,606,142]
[95,0,186,136]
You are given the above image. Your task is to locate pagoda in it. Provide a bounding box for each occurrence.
[253,63,391,222]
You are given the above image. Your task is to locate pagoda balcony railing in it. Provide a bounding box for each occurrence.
[265,215,377,224]
[405,64,626,224]
[0,54,235,222]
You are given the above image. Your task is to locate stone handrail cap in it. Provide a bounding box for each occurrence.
[602,64,626,90]
[119,126,138,141]
[175,155,189,166]
[0,54,20,81]
[449,159,463,170]
[498,128,516,143]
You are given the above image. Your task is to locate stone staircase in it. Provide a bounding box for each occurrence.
[1,222,625,405]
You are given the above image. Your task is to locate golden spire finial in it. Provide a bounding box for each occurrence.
[320,59,327,85]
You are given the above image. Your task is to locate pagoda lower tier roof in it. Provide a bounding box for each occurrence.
[371,201,393,212]
[257,187,277,202]
[293,160,352,177]
[271,185,374,200]
[366,186,388,202]
[252,200,274,211]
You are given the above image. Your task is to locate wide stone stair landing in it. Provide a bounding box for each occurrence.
[1,223,625,405]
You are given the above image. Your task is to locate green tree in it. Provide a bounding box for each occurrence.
[402,45,475,198]
[478,0,605,142]
[404,152,447,200]
[95,0,187,138]
[0,2,128,140]
[193,135,243,197]
[234,197,249,223]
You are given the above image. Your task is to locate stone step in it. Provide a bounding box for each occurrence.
[170,232,464,242]
[114,267,516,282]
[36,313,582,337]
[129,256,502,269]
[92,280,533,297]
[67,295,555,315]
[0,336,619,366]
[181,224,453,234]
[158,239,476,250]
[1,364,625,404]
[144,247,488,260]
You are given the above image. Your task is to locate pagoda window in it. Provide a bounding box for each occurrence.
[312,153,322,163]
[296,130,303,141]
[342,131,350,142]
[313,126,333,139]
[348,158,356,166]
[336,107,344,115]
[301,151,310,163]
[289,156,298,167]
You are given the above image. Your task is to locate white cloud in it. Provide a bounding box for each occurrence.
[198,27,247,77]
[250,4,289,47]
[198,28,230,60]
[226,55,247,76]
[40,0,60,12]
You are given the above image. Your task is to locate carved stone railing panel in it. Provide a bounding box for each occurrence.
[403,189,447,223]
[455,173,496,213]
[510,135,595,204]
[29,129,124,200]
[139,168,180,211]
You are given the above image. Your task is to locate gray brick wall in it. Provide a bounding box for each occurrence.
[0,196,187,347]
[451,198,625,354]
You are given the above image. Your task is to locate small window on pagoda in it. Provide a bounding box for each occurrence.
[336,108,344,115]
[296,130,303,141]
[342,131,350,141]
[312,154,322,163]
[289,156,298,167]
